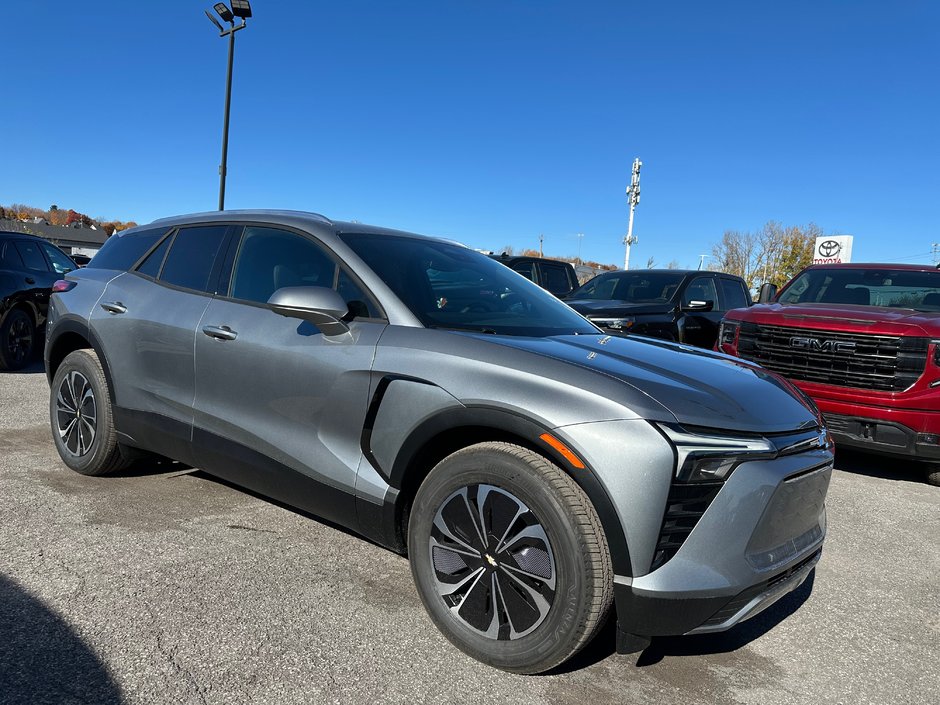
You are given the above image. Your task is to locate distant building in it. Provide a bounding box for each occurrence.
[0,218,109,256]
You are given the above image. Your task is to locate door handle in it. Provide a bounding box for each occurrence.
[25,277,35,285]
[100,301,127,315]
[202,325,238,341]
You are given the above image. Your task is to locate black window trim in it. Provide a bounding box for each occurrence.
[13,238,53,274]
[211,221,388,323]
[129,223,235,298]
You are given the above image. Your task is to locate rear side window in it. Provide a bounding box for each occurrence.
[40,242,75,275]
[136,235,172,278]
[511,262,536,281]
[540,263,573,295]
[88,228,167,271]
[0,241,24,269]
[720,278,750,310]
[159,226,229,293]
[14,241,50,272]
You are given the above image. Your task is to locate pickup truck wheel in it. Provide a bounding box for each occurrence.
[926,466,940,487]
[50,350,129,476]
[408,442,613,674]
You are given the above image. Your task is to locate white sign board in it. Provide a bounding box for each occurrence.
[813,235,853,264]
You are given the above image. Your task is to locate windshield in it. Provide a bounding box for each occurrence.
[778,268,940,311]
[339,233,598,336]
[570,271,685,303]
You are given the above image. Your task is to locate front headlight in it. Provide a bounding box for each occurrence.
[656,423,775,483]
[588,316,635,331]
[718,320,739,347]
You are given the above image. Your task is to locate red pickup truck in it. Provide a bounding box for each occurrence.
[718,262,940,486]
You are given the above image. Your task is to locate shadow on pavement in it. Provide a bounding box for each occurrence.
[554,570,816,673]
[834,448,927,484]
[3,359,45,375]
[0,574,123,704]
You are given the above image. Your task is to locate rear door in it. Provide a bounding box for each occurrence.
[191,224,386,526]
[90,224,233,462]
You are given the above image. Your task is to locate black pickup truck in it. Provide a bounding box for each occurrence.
[489,254,579,298]
[565,269,751,348]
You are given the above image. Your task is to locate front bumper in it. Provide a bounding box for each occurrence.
[615,449,832,638]
[823,412,940,461]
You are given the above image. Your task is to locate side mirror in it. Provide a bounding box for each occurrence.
[683,299,714,312]
[267,286,350,336]
[758,282,778,304]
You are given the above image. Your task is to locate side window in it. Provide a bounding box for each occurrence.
[40,243,75,275]
[0,241,24,270]
[14,241,50,272]
[159,226,229,293]
[682,276,718,307]
[87,227,167,271]
[136,234,173,279]
[540,264,573,295]
[511,262,536,281]
[719,278,750,311]
[229,226,380,317]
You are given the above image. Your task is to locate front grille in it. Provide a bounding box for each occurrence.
[650,482,722,571]
[736,323,928,392]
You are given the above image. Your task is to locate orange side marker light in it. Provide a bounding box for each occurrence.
[539,433,586,469]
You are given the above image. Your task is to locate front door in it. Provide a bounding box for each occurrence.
[191,224,386,526]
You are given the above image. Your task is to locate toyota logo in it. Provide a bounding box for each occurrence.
[818,240,842,258]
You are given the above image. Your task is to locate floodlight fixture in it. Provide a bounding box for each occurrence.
[230,0,252,19]
[214,2,234,23]
[204,9,224,32]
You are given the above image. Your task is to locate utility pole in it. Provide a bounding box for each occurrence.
[577,233,584,263]
[933,243,939,265]
[698,254,709,270]
[539,233,544,258]
[623,158,642,270]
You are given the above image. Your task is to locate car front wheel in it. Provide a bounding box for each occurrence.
[408,442,613,674]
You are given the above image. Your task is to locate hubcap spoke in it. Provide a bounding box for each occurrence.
[56,371,96,458]
[429,482,557,641]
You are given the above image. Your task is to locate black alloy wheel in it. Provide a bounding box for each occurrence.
[0,309,35,371]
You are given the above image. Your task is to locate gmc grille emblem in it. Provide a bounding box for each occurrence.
[789,337,857,353]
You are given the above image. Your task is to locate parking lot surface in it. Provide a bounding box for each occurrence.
[1,363,938,705]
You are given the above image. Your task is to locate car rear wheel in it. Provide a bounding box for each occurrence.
[50,350,129,476]
[408,442,612,674]
[926,465,940,487]
[0,309,36,371]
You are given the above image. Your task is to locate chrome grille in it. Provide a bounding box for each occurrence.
[736,323,928,392]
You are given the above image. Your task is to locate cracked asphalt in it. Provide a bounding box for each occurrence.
[1,363,938,705]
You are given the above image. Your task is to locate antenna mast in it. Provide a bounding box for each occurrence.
[623,158,642,269]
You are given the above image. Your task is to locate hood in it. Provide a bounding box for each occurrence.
[727,302,940,336]
[565,299,675,317]
[480,333,820,435]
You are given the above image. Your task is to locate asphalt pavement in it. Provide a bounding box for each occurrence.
[1,363,937,705]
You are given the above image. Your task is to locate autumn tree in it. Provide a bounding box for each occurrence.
[711,221,824,290]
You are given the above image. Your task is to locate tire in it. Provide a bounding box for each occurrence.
[0,308,36,371]
[408,442,613,674]
[926,466,940,487]
[49,349,129,476]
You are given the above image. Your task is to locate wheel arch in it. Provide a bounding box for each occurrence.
[46,319,116,404]
[385,406,633,577]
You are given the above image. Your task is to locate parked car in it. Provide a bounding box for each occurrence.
[488,254,579,297]
[70,254,92,267]
[564,269,752,348]
[46,211,832,673]
[0,231,76,370]
[719,262,940,486]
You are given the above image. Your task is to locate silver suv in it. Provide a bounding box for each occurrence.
[45,211,832,674]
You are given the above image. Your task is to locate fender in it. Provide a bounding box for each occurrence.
[361,387,633,576]
[45,316,116,405]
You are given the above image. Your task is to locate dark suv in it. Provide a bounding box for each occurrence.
[488,254,579,297]
[45,211,831,674]
[565,269,752,348]
[0,231,76,370]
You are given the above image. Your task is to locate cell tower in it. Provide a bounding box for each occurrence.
[623,158,642,270]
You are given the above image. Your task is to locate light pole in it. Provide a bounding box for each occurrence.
[577,233,584,263]
[205,1,253,211]
[698,254,710,270]
[623,158,642,270]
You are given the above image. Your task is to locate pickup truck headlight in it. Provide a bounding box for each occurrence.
[719,320,739,347]
[588,316,635,331]
[656,423,775,483]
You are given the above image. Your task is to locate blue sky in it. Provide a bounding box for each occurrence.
[2,1,937,268]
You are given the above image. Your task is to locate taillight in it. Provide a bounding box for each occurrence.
[52,280,76,293]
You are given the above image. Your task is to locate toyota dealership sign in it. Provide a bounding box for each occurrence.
[813,235,853,264]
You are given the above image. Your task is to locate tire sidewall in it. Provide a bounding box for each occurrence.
[50,350,115,475]
[408,447,595,673]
